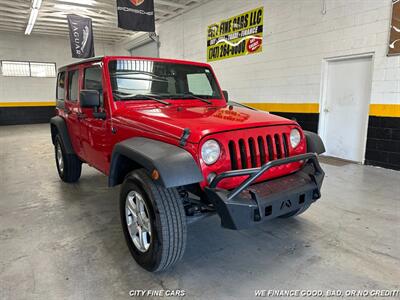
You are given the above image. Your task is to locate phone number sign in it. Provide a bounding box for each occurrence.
[207,7,263,62]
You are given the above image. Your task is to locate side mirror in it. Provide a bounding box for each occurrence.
[80,90,100,108]
[222,90,229,101]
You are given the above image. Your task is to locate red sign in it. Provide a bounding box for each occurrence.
[246,36,262,53]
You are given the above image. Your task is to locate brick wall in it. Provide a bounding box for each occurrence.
[157,0,399,170]
[158,0,398,107]
[0,31,130,125]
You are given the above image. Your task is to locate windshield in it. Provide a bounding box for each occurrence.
[108,60,222,100]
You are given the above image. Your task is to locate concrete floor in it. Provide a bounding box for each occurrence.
[0,124,399,300]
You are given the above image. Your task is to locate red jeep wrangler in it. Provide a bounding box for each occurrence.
[50,56,325,272]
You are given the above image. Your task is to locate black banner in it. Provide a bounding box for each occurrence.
[117,0,155,32]
[67,14,95,59]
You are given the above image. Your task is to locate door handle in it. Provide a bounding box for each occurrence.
[77,112,86,120]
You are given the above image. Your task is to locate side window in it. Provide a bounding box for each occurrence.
[68,70,79,102]
[84,67,103,106]
[187,73,213,96]
[57,72,65,101]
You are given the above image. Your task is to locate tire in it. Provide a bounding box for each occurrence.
[54,134,82,183]
[120,169,187,272]
[279,203,311,218]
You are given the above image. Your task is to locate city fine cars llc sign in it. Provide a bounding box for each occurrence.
[207,7,263,62]
[388,0,400,55]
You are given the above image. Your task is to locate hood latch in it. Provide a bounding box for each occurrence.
[179,128,190,146]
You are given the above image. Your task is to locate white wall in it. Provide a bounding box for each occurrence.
[158,0,399,106]
[0,31,129,103]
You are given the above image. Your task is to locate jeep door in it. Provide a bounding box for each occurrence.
[64,67,84,158]
[79,63,111,173]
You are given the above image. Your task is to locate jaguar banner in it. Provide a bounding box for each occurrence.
[117,0,155,32]
[207,7,263,62]
[67,14,95,59]
[388,0,400,56]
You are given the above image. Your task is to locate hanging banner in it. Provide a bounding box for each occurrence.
[117,0,155,32]
[67,14,95,59]
[388,0,400,56]
[207,7,263,62]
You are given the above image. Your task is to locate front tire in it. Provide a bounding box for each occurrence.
[54,134,82,183]
[120,169,187,272]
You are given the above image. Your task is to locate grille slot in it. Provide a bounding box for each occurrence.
[238,139,247,169]
[257,136,266,165]
[248,138,257,168]
[266,135,274,161]
[274,134,282,159]
[228,141,238,170]
[227,132,291,171]
[282,133,289,157]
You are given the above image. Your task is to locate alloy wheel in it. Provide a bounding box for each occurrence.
[125,190,152,252]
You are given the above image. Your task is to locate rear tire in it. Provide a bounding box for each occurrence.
[54,134,82,183]
[279,203,311,218]
[120,169,187,272]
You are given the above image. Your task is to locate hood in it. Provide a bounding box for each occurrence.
[115,104,297,144]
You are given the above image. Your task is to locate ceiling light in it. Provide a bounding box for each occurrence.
[25,0,43,35]
[28,9,39,25]
[32,0,42,9]
[25,24,33,35]
[25,9,39,35]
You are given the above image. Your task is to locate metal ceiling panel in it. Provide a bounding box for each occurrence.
[0,0,207,43]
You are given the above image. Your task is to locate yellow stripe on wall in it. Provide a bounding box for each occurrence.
[243,103,320,113]
[244,102,400,117]
[369,104,400,118]
[0,102,55,107]
[0,101,399,117]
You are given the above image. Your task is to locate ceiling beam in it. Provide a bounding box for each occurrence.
[156,0,186,8]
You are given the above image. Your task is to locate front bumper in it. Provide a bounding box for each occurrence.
[204,153,324,230]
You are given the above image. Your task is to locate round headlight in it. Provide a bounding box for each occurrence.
[201,140,221,165]
[290,129,301,148]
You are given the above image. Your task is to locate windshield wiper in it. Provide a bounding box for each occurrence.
[111,71,168,81]
[113,92,171,106]
[171,93,212,104]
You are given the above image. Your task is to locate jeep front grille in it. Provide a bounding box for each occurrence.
[228,133,290,170]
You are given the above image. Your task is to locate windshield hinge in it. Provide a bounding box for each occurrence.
[179,128,190,147]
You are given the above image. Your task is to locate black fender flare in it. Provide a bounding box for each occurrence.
[50,116,74,154]
[108,137,204,188]
[304,131,325,154]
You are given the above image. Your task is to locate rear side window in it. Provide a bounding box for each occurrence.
[68,70,79,102]
[57,72,65,101]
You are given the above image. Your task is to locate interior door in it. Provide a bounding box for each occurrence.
[319,56,373,162]
[79,64,110,173]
